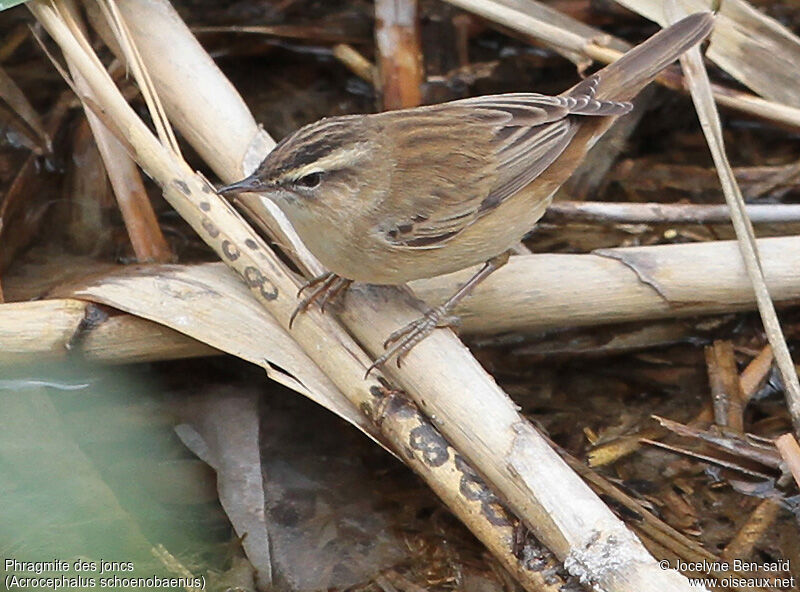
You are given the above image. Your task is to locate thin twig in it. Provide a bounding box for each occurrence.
[93,0,181,155]
[544,202,800,225]
[333,43,376,83]
[675,20,800,439]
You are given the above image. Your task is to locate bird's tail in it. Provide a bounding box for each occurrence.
[566,11,714,103]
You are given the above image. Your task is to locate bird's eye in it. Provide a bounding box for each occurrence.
[296,172,322,188]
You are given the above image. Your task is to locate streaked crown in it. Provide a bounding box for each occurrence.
[256,114,372,187]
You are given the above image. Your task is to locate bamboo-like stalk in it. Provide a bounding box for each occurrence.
[415,235,800,334]
[0,299,216,364]
[80,0,275,177]
[0,299,92,360]
[6,231,800,358]
[30,1,705,589]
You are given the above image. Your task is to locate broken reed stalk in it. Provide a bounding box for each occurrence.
[0,299,218,363]
[30,0,702,589]
[81,110,174,262]
[374,0,424,109]
[27,3,583,591]
[774,434,800,490]
[704,340,745,432]
[739,345,774,401]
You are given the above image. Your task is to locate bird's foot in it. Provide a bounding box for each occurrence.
[363,250,512,378]
[366,305,459,376]
[290,272,352,328]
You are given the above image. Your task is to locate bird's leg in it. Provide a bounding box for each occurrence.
[367,250,511,375]
[290,272,352,328]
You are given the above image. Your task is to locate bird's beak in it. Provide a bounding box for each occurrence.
[217,173,270,195]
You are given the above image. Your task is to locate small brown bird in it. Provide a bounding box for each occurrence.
[220,12,713,370]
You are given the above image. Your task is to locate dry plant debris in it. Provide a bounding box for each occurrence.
[1,1,799,591]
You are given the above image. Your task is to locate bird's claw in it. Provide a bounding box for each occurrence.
[289,272,351,328]
[365,307,459,377]
[296,272,334,298]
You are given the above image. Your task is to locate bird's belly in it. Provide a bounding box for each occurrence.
[311,186,555,285]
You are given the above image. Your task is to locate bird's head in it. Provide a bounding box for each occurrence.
[218,115,379,228]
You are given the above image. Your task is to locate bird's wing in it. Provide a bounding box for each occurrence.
[379,93,582,249]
